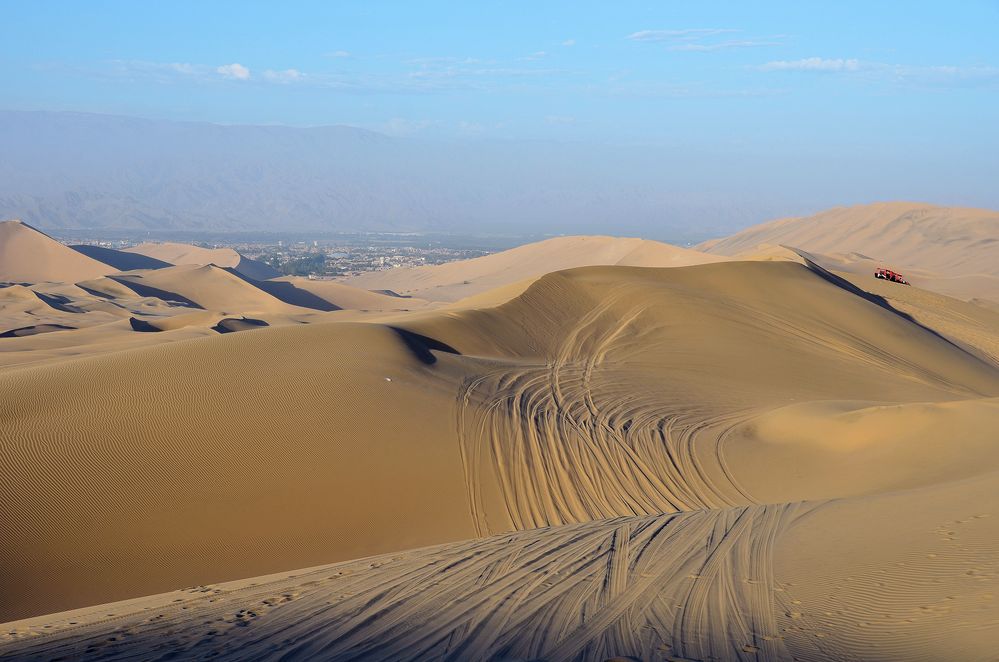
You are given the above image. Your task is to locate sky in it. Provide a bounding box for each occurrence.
[2,1,999,222]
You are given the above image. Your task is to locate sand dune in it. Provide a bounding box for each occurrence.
[2,260,998,629]
[2,263,424,371]
[3,472,998,660]
[698,202,999,302]
[272,276,429,311]
[340,235,726,302]
[0,220,113,283]
[3,210,999,659]
[70,244,173,271]
[125,241,280,280]
[111,264,307,314]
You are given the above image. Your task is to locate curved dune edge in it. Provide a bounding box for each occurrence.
[1,260,998,658]
[697,202,999,303]
[339,234,727,302]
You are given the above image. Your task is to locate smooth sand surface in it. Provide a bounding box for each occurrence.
[271,275,430,311]
[698,201,999,302]
[340,234,727,302]
[2,218,998,660]
[0,220,113,283]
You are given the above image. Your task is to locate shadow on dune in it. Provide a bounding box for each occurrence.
[32,291,86,313]
[0,323,76,338]
[231,256,281,281]
[109,276,202,309]
[222,268,341,312]
[70,245,172,271]
[212,317,270,334]
[792,247,980,357]
[389,326,460,365]
[128,317,162,333]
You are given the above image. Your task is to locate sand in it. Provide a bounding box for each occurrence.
[698,202,999,303]
[0,235,432,370]
[0,220,114,283]
[340,234,727,302]
[125,241,280,280]
[2,211,999,660]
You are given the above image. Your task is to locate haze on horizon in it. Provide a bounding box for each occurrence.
[2,1,998,235]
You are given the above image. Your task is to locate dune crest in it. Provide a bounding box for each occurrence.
[340,235,726,302]
[698,202,999,302]
[0,220,113,283]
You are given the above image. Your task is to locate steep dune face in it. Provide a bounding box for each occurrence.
[340,235,726,302]
[2,260,998,628]
[698,202,999,302]
[0,220,113,283]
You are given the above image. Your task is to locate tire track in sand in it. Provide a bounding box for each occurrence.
[0,502,822,662]
[456,287,756,535]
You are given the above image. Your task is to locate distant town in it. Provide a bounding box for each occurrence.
[59,232,534,279]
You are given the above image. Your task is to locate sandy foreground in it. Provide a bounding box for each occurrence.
[1,208,999,661]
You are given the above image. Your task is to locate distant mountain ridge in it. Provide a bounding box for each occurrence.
[0,110,779,236]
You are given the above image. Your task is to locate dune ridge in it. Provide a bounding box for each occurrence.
[2,211,999,660]
[340,235,726,302]
[2,261,998,627]
[0,220,113,283]
[125,241,280,280]
[698,202,999,302]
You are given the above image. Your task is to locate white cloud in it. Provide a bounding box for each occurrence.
[521,51,548,61]
[327,50,351,58]
[628,28,780,52]
[263,68,303,83]
[760,57,860,72]
[216,63,251,80]
[561,39,576,47]
[545,115,575,125]
[672,39,782,52]
[627,28,737,42]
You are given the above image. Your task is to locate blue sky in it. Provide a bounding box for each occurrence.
[3,1,999,216]
[3,1,997,142]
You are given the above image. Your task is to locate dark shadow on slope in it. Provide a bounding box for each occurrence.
[109,276,203,309]
[212,317,270,334]
[0,323,76,338]
[373,289,411,298]
[32,291,86,313]
[222,268,340,312]
[76,284,118,300]
[70,245,172,271]
[232,256,281,281]
[389,326,460,365]
[129,317,163,332]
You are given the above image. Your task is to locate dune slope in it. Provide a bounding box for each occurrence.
[3,470,998,661]
[125,241,280,280]
[0,220,113,283]
[340,235,726,302]
[698,202,999,301]
[2,260,998,630]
